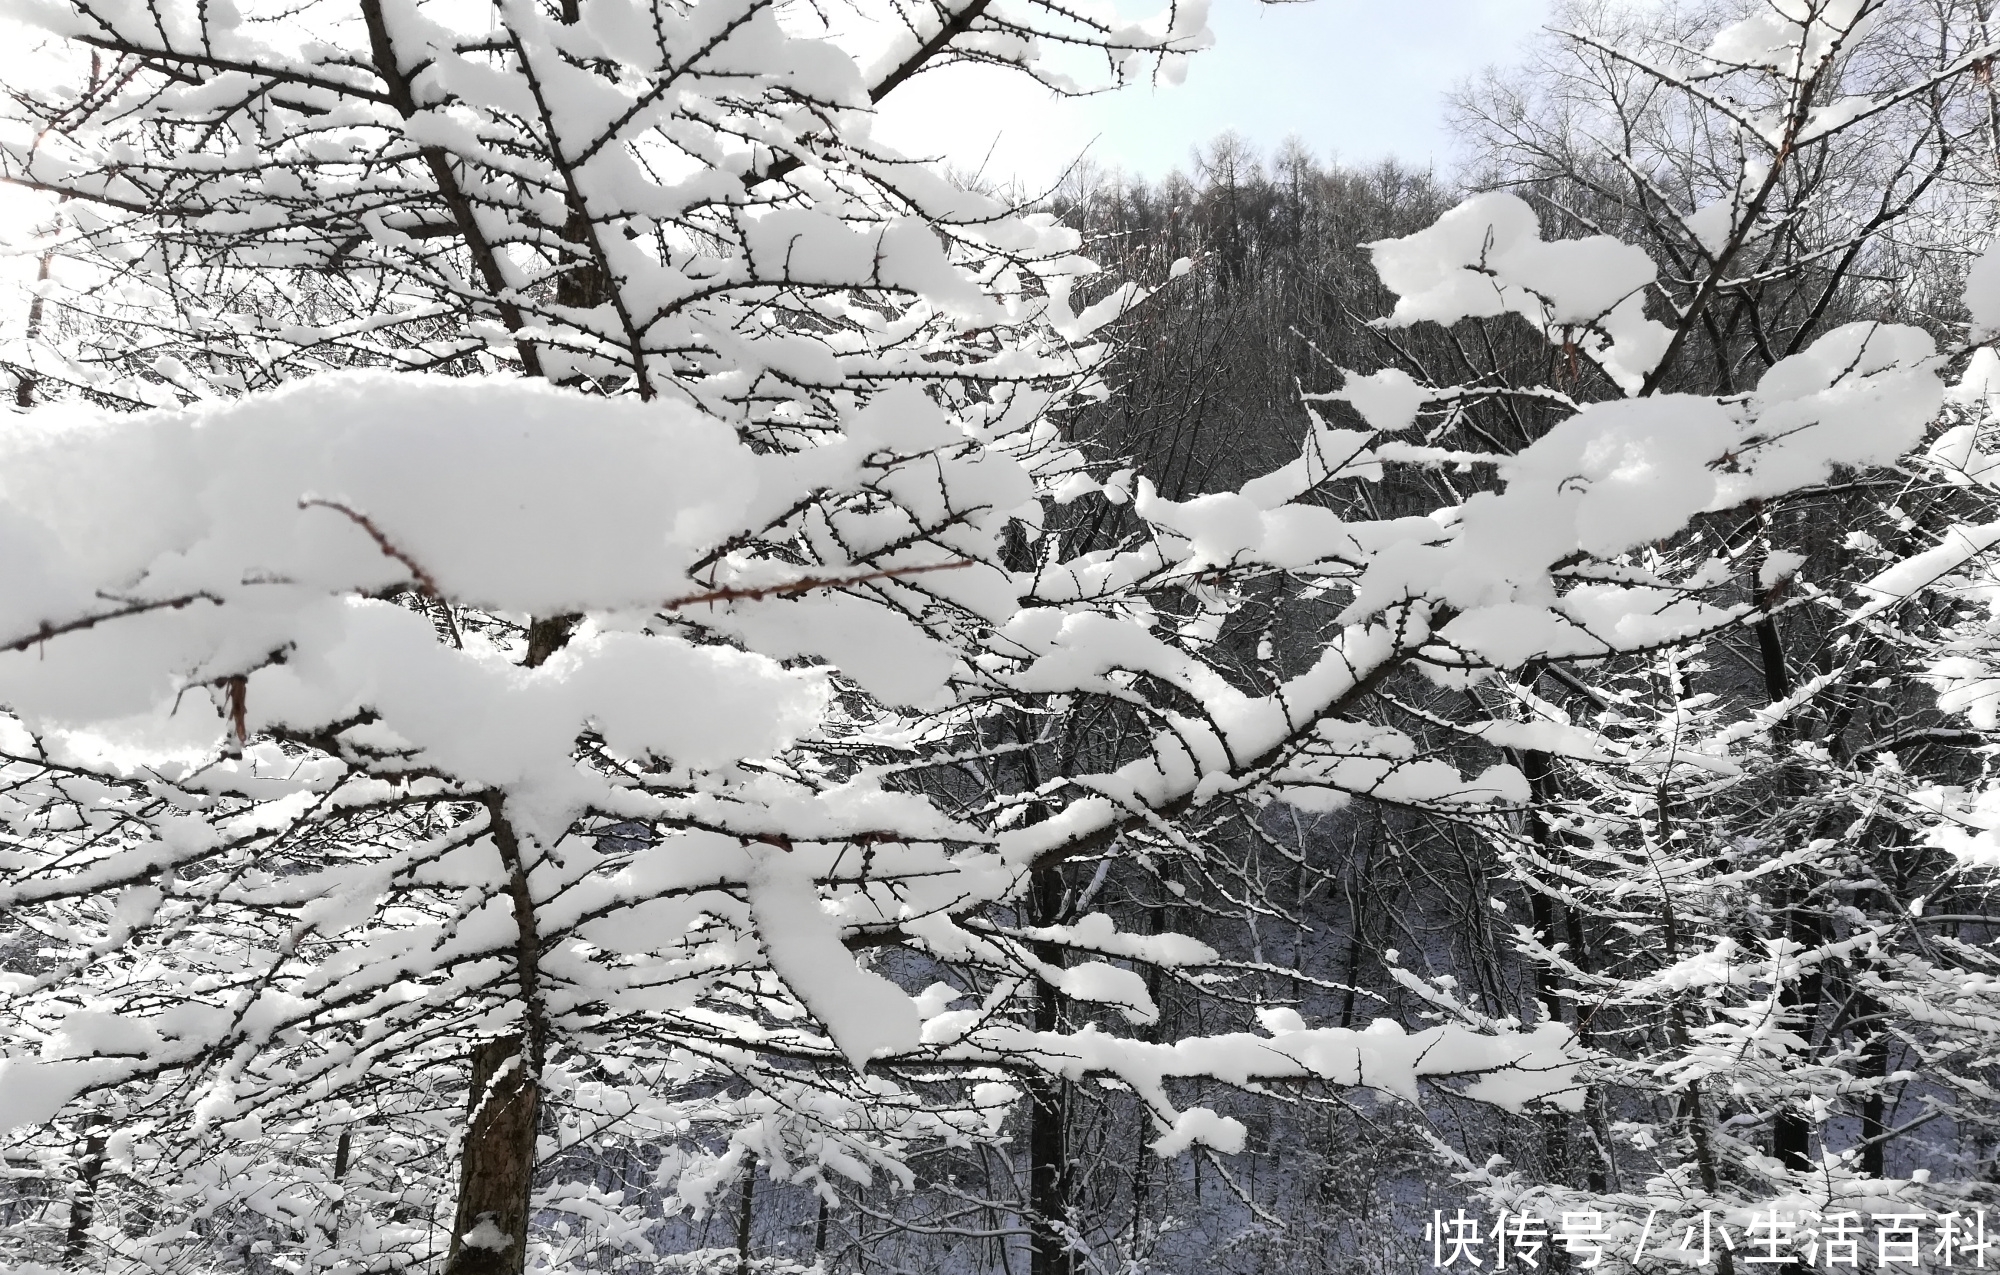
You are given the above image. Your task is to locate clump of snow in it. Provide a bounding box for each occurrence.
[1704,0,1874,72]
[1367,192,1671,394]
[1336,367,1430,432]
[0,372,1030,803]
[1150,1107,1245,1156]
[747,849,922,1069]
[0,372,759,621]
[1758,550,1806,590]
[460,1215,513,1252]
[0,1058,117,1135]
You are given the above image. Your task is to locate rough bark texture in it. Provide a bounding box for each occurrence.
[524,615,579,670]
[448,805,549,1275]
[445,1035,540,1275]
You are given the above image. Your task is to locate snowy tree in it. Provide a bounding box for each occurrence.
[0,1,1590,1272]
[1351,0,2000,1258]
[1038,1,2000,1264]
[5,1,1999,1274]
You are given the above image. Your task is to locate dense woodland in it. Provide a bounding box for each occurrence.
[5,2,2000,1275]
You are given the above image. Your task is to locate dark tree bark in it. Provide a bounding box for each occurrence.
[448,804,549,1275]
[1755,594,1821,1176]
[445,1035,540,1275]
[61,1117,107,1268]
[1026,866,1075,1275]
[734,1165,755,1275]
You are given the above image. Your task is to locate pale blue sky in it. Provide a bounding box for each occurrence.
[873,0,1555,186]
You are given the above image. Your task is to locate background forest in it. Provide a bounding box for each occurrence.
[5,2,2000,1275]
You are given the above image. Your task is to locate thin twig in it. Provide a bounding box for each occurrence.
[661,560,976,611]
[302,497,972,616]
[3,593,222,653]
[299,497,442,596]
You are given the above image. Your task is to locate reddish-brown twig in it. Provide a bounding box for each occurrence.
[3,592,222,653]
[299,498,442,596]
[297,497,973,615]
[224,674,248,745]
[660,559,975,611]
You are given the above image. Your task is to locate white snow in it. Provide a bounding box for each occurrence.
[460,1216,513,1252]
[1367,192,1671,394]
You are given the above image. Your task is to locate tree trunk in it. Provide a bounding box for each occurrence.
[524,615,578,669]
[1026,1069,1073,1275]
[1131,891,1167,1251]
[61,1117,107,1267]
[1521,742,1608,1195]
[1859,1020,1890,1178]
[1754,597,1820,1177]
[447,805,549,1275]
[1026,867,1074,1275]
[445,1036,540,1275]
[734,1166,755,1275]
